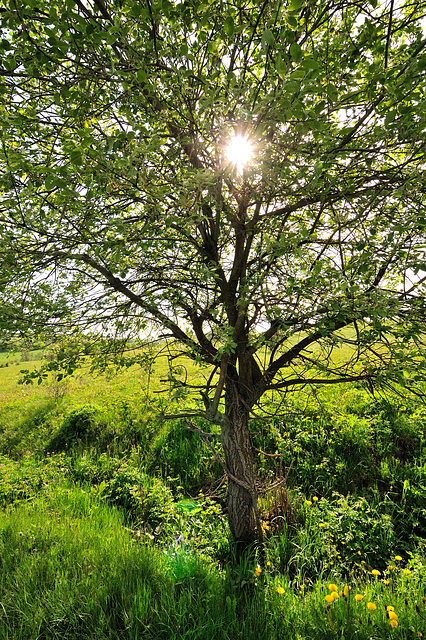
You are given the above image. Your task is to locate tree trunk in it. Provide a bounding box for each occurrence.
[221,394,259,547]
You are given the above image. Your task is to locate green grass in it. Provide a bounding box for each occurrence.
[1,484,425,639]
[0,350,425,638]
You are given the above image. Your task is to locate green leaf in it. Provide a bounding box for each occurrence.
[224,16,234,36]
[384,110,397,126]
[314,160,323,176]
[137,68,146,83]
[289,0,304,9]
[327,83,338,102]
[263,28,275,46]
[70,148,83,166]
[290,42,303,62]
[283,80,300,93]
[44,174,57,191]
[302,57,319,70]
[276,53,287,79]
[290,69,306,79]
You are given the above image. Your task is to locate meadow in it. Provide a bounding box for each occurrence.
[0,348,425,639]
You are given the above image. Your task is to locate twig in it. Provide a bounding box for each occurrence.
[385,0,394,69]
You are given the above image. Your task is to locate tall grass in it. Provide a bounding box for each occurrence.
[1,483,425,639]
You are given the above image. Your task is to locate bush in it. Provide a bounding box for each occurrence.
[45,405,102,453]
[146,418,222,493]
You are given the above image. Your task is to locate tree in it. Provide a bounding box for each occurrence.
[1,0,426,547]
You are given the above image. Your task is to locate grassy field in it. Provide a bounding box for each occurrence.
[0,349,425,639]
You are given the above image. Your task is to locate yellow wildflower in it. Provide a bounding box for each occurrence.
[403,569,411,576]
[306,500,312,506]
[328,584,338,592]
[388,611,398,621]
[276,586,285,595]
[389,619,398,628]
[355,594,364,601]
[325,594,334,603]
[319,522,325,528]
[254,567,262,577]
[367,602,377,611]
[313,496,319,501]
[371,569,381,576]
[387,606,395,612]
[384,580,390,585]
[395,555,402,561]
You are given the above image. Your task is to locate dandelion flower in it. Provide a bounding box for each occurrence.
[328,584,338,592]
[313,496,319,501]
[389,619,398,628]
[325,594,334,603]
[395,555,402,561]
[388,611,398,621]
[306,500,312,506]
[331,591,339,601]
[319,522,325,528]
[403,569,411,576]
[371,569,381,576]
[276,586,285,595]
[387,605,395,612]
[254,567,262,577]
[367,602,377,611]
[384,580,390,585]
[355,594,364,601]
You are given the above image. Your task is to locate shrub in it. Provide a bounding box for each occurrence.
[45,404,102,453]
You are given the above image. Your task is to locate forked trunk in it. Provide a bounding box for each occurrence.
[221,397,259,547]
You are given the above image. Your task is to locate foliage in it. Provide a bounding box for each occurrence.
[0,453,65,507]
[145,418,223,492]
[1,0,426,386]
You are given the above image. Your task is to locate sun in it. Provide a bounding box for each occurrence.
[225,135,253,169]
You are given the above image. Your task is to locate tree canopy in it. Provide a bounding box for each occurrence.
[1,0,426,544]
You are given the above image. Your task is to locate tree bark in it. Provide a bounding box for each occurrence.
[221,390,258,547]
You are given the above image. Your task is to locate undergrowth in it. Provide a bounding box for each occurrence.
[0,361,425,638]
